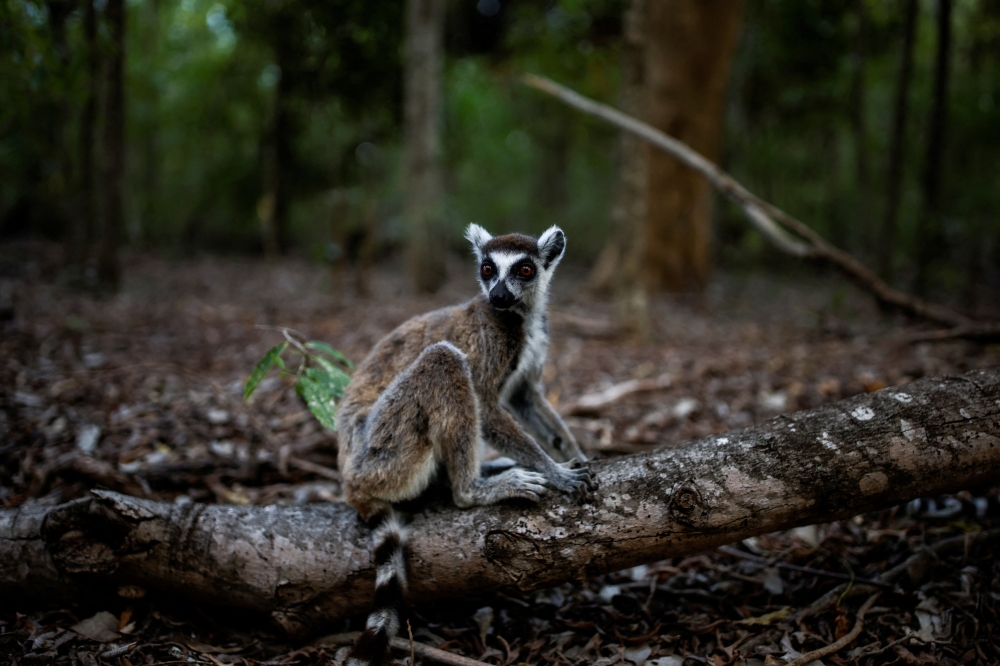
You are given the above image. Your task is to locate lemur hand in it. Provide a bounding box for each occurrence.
[548,460,596,499]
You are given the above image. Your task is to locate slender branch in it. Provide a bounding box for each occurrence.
[716,545,894,589]
[318,632,491,666]
[793,528,1000,621]
[521,74,1000,338]
[521,74,811,259]
[786,592,881,666]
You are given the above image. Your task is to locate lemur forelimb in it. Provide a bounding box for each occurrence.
[338,224,593,666]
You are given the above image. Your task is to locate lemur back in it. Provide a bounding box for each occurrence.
[339,225,592,666]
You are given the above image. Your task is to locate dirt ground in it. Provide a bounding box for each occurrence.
[2,241,999,666]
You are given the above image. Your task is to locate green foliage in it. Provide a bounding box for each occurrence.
[243,334,352,431]
[243,341,288,401]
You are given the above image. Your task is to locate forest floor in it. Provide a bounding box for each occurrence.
[2,240,1000,666]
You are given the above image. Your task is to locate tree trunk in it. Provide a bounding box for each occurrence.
[138,0,160,247]
[97,0,125,292]
[272,61,293,254]
[915,0,952,297]
[404,0,445,294]
[4,369,999,636]
[70,0,99,277]
[878,0,917,283]
[643,0,745,292]
[850,0,871,255]
[46,0,74,244]
[589,0,651,337]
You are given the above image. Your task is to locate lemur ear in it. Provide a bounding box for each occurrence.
[465,224,492,258]
[537,226,566,269]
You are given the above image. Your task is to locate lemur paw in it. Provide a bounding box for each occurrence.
[550,462,596,499]
[500,468,549,503]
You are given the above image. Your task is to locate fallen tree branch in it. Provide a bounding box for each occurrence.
[2,369,999,636]
[522,74,1000,339]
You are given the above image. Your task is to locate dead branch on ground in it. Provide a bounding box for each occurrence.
[522,74,1000,341]
[2,369,998,636]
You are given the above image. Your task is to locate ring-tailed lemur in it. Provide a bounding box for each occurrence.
[338,224,593,666]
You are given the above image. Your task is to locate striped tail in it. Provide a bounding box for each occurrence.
[347,511,408,666]
[907,495,1000,520]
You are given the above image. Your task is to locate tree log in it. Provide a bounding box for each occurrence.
[3,369,999,636]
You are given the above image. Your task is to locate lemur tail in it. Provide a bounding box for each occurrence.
[907,495,1000,520]
[347,510,408,666]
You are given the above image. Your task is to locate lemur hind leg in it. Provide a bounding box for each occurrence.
[345,342,547,516]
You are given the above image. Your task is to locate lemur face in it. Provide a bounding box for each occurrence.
[466,224,566,312]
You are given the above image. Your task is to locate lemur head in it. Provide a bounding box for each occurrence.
[465,224,566,314]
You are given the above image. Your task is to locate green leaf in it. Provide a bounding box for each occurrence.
[305,340,355,369]
[304,365,351,400]
[297,375,338,431]
[243,342,288,402]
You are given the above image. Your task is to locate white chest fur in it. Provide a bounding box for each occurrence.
[501,311,548,401]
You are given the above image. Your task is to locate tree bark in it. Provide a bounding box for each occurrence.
[97,0,125,292]
[4,369,999,636]
[915,0,952,296]
[877,0,917,283]
[643,0,745,292]
[404,0,446,294]
[589,0,650,337]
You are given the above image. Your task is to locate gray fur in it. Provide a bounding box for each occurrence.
[337,224,590,520]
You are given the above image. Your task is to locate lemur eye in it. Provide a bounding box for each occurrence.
[481,264,493,278]
[519,265,534,278]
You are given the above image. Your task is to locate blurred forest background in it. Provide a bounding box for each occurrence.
[2,0,1000,312]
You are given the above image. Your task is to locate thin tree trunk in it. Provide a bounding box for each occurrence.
[259,90,281,260]
[273,61,293,254]
[139,0,160,247]
[97,0,125,291]
[589,0,650,337]
[3,369,998,636]
[404,0,445,294]
[71,0,99,277]
[46,0,74,244]
[850,0,871,255]
[915,0,952,296]
[643,0,745,292]
[878,0,918,283]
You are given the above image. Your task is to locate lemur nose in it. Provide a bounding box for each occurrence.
[489,282,516,309]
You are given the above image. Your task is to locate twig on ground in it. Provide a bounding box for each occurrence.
[318,632,491,666]
[407,619,416,666]
[717,545,894,589]
[522,73,1000,338]
[99,642,138,659]
[286,456,341,482]
[793,528,1000,621]
[561,374,672,416]
[786,592,880,666]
